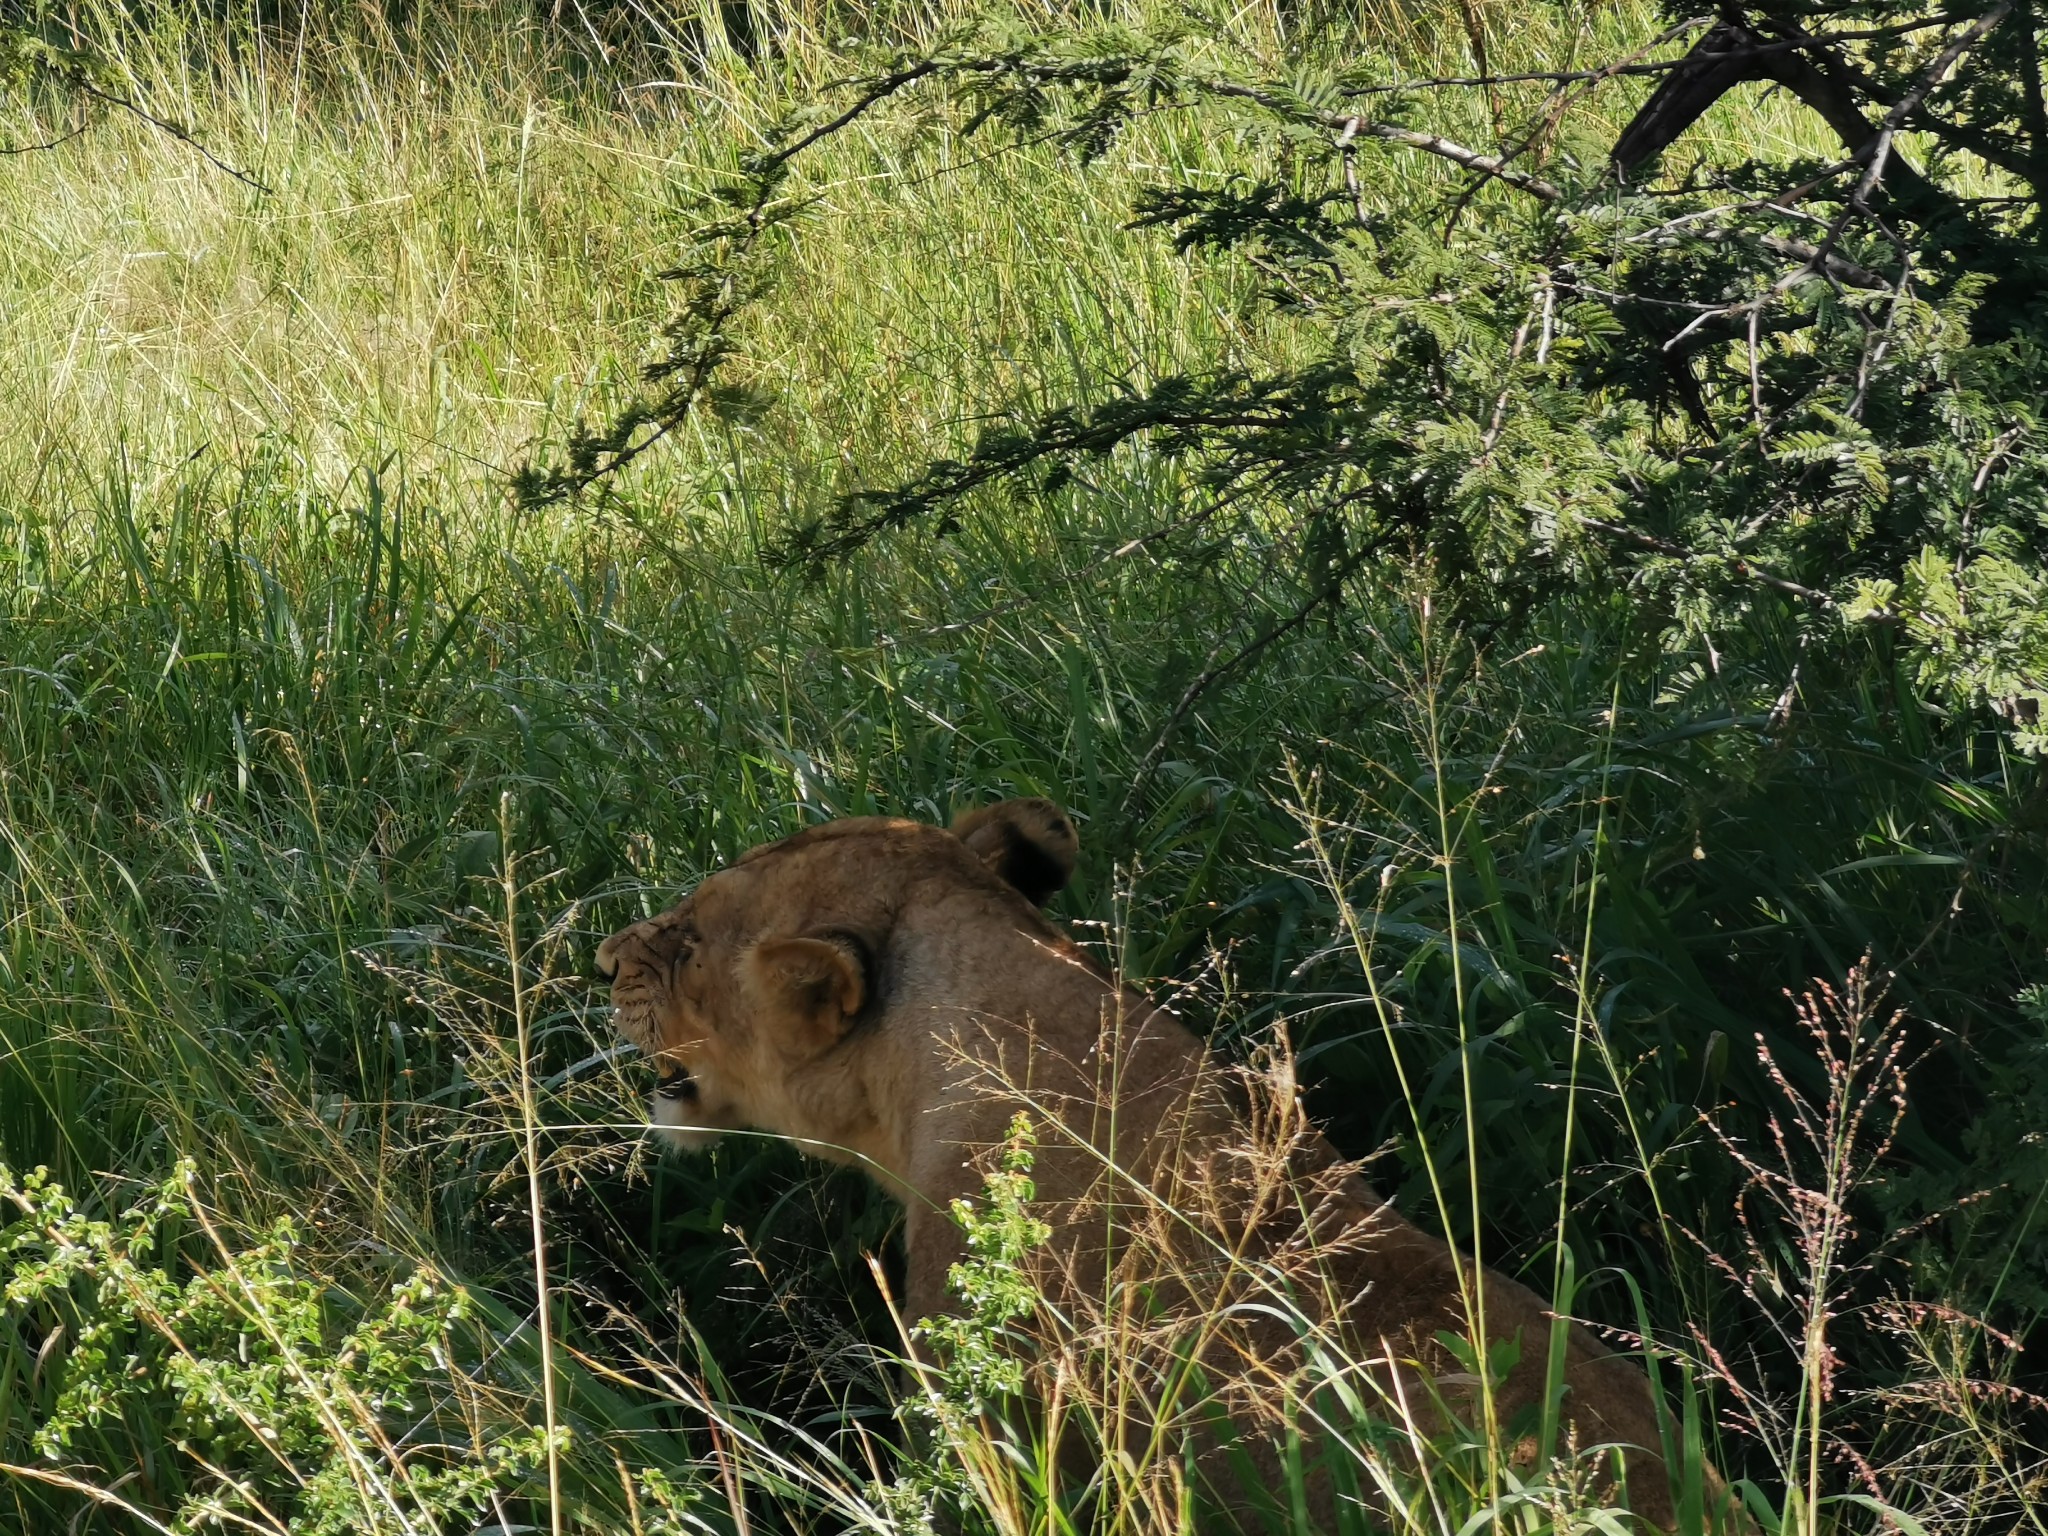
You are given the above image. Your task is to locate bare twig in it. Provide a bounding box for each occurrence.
[0,117,96,155]
[1338,16,1964,98]
[1846,248,1913,418]
[1234,68,1892,300]
[1954,426,2025,575]
[1202,79,1568,200]
[1481,293,1539,452]
[1336,118,1563,200]
[1766,628,1812,731]
[1125,537,1385,811]
[74,81,269,191]
[1748,305,1766,429]
[1754,234,1885,288]
[1631,159,1864,241]
[1876,3,2015,132]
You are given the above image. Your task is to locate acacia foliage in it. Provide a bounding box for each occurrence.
[526,1,2047,752]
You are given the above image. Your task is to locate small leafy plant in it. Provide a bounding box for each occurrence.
[883,1113,1054,1534]
[918,1112,1054,1418]
[1,1160,555,1535]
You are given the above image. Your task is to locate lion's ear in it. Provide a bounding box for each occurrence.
[951,798,1078,907]
[747,933,869,1059]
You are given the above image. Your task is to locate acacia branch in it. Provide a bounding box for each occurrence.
[1207,80,1570,200]
[1342,118,1566,200]
[1342,16,1965,98]
[1739,4,2008,220]
[1307,87,1888,288]
[1774,6,2011,297]
[751,59,940,177]
[1644,5,2016,351]
[1579,516,1901,622]
[787,366,1356,563]
[1607,3,2010,223]
[1213,78,1926,291]
[1880,2,2017,129]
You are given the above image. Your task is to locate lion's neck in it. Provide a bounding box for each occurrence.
[780,916,1241,1314]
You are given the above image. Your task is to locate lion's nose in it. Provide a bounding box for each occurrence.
[656,1067,699,1103]
[594,932,623,980]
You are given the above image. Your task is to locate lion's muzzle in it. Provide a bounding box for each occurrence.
[649,1061,729,1150]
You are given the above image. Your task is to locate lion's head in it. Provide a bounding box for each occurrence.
[594,798,1080,1153]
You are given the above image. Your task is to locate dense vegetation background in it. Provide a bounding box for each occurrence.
[0,0,2042,1530]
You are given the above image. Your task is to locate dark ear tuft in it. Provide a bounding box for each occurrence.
[951,798,1079,906]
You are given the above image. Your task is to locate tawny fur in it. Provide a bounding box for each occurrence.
[597,801,1732,1528]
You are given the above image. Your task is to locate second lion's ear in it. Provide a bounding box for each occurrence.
[951,798,1079,906]
[747,933,869,1060]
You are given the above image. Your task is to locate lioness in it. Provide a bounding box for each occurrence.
[598,800,1723,1528]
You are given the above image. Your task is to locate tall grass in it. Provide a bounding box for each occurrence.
[3,0,2043,1530]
